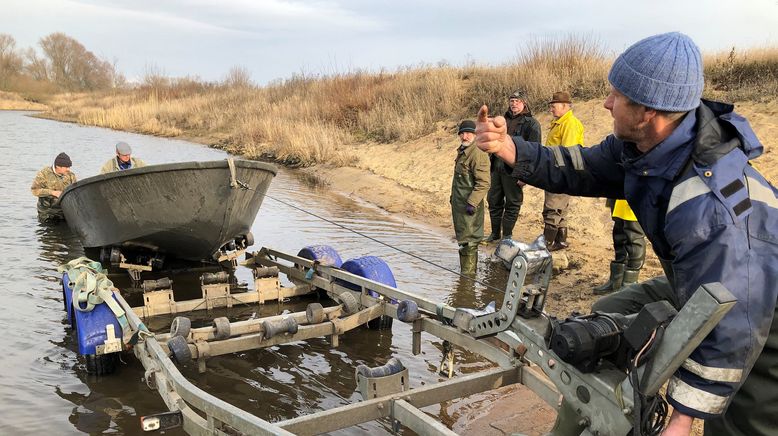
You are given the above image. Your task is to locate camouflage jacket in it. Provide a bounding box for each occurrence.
[31,166,77,198]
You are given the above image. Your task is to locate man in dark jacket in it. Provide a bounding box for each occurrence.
[475,32,778,436]
[485,92,541,242]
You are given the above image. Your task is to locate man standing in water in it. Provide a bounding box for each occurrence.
[450,120,490,276]
[485,91,541,242]
[475,32,778,436]
[31,152,77,222]
[100,141,146,174]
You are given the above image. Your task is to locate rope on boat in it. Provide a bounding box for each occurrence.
[264,194,506,295]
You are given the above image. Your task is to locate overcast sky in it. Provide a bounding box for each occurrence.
[4,0,778,84]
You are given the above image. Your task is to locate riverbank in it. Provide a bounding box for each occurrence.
[34,96,778,318]
[0,91,47,110]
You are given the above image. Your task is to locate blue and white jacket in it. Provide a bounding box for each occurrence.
[511,100,778,418]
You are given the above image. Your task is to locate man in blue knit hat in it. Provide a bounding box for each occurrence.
[476,32,778,436]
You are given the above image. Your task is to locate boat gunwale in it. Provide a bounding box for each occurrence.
[60,159,277,202]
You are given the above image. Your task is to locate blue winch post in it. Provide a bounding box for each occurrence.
[62,272,123,356]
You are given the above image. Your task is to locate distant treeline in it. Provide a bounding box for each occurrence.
[0,32,124,100]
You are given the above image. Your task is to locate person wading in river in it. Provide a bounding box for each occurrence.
[31,152,77,222]
[450,120,490,276]
[100,141,146,174]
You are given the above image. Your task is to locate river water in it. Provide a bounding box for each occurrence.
[0,110,511,435]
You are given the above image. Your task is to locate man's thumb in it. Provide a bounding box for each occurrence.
[477,105,489,122]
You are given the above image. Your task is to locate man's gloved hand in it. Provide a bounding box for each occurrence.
[465,204,476,215]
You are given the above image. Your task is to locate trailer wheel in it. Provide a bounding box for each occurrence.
[242,232,254,247]
[85,353,118,375]
[212,317,231,340]
[168,336,192,364]
[337,292,360,315]
[306,303,325,324]
[170,316,191,338]
[397,300,419,323]
[340,256,396,330]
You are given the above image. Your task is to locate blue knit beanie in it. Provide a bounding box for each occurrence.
[608,32,704,112]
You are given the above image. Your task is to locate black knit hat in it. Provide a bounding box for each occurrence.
[54,152,72,168]
[458,120,476,134]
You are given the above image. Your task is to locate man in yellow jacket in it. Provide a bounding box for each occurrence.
[543,91,584,250]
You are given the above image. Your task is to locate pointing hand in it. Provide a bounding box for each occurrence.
[475,105,508,154]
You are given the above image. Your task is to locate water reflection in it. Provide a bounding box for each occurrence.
[35,221,84,266]
[0,110,517,435]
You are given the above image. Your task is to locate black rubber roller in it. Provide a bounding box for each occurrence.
[355,357,405,378]
[306,303,325,324]
[262,317,299,340]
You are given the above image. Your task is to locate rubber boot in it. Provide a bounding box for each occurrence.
[553,227,569,251]
[502,219,517,242]
[484,231,501,243]
[622,268,640,286]
[543,225,558,251]
[593,262,626,295]
[486,215,502,243]
[458,245,478,277]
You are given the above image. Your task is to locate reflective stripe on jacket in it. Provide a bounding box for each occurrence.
[510,99,778,419]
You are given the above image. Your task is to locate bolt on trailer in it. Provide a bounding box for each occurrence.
[60,241,736,436]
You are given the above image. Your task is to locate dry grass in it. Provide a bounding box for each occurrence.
[0,90,48,110]
[40,38,778,167]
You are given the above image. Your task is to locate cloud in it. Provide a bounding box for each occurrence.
[67,0,386,36]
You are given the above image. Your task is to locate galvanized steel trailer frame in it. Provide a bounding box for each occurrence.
[118,246,735,436]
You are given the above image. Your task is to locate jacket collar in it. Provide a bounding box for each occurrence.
[551,110,574,126]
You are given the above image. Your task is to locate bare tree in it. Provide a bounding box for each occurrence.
[0,34,24,89]
[24,48,49,81]
[223,65,253,89]
[39,32,115,91]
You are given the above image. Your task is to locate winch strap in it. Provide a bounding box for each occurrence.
[227,157,238,188]
[63,258,132,341]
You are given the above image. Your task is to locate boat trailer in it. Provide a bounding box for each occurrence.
[60,244,736,435]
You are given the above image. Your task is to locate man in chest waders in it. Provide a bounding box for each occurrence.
[450,120,490,276]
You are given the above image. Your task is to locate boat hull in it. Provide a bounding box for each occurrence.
[60,160,276,261]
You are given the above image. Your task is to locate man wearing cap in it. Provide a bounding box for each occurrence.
[543,91,584,251]
[451,120,490,276]
[31,152,77,222]
[100,141,146,174]
[485,92,541,242]
[475,32,778,435]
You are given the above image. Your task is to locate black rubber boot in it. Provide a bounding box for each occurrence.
[553,227,569,250]
[593,262,626,295]
[484,231,501,243]
[543,225,558,251]
[502,219,517,242]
